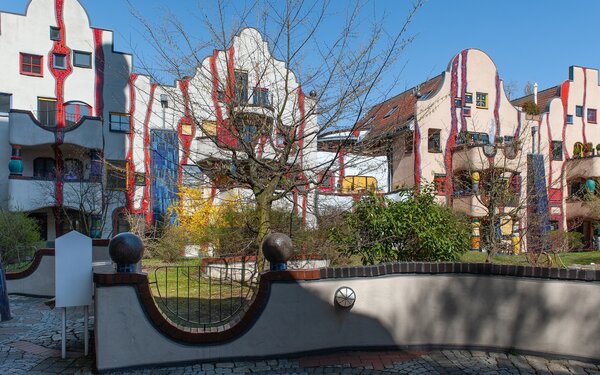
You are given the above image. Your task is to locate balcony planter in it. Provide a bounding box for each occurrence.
[584,143,594,157]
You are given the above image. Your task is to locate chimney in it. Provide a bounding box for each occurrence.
[534,83,538,105]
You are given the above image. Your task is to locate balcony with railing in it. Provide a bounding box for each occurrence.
[9,109,103,149]
[452,133,523,172]
[566,155,600,179]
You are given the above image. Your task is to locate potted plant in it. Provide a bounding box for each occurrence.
[573,142,584,158]
[596,143,600,155]
[584,143,593,157]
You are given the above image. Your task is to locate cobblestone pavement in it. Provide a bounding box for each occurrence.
[1,295,599,374]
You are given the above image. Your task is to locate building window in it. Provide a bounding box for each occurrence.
[182,165,203,187]
[275,133,286,147]
[503,135,514,144]
[576,106,583,117]
[587,108,597,123]
[109,113,130,132]
[404,132,413,154]
[0,93,11,115]
[20,53,43,77]
[465,92,473,104]
[241,125,257,143]
[509,174,522,196]
[434,174,446,195]
[33,157,55,179]
[217,90,225,102]
[383,105,398,118]
[234,70,248,104]
[64,159,83,181]
[134,173,146,186]
[341,175,377,193]
[463,106,471,117]
[428,128,441,153]
[37,98,57,127]
[253,87,270,107]
[64,101,91,126]
[454,97,462,107]
[53,53,67,69]
[73,51,92,68]
[476,92,488,109]
[202,120,217,136]
[567,115,573,124]
[106,160,127,190]
[181,123,193,136]
[552,141,563,161]
[50,26,60,41]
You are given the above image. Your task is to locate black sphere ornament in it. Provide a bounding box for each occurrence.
[109,232,144,272]
[262,232,294,270]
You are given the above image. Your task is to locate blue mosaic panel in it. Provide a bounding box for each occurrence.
[151,129,179,224]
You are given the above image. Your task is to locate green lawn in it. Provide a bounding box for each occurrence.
[145,261,258,328]
[460,251,600,268]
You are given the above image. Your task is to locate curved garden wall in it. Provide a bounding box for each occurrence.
[94,263,600,371]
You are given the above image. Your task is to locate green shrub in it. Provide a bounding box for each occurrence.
[330,189,470,264]
[0,210,42,264]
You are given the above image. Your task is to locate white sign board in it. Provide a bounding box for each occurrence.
[55,231,93,308]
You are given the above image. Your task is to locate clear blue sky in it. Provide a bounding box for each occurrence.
[2,0,600,98]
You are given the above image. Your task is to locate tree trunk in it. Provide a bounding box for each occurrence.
[0,259,11,321]
[255,193,272,271]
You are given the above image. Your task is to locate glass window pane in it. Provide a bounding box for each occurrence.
[74,52,91,68]
[0,94,11,113]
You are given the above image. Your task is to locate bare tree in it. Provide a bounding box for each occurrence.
[129,0,424,263]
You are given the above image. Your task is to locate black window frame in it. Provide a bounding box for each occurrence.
[50,26,61,41]
[551,140,563,161]
[576,106,583,117]
[428,128,442,153]
[33,157,56,179]
[234,70,249,104]
[73,50,92,68]
[106,160,128,190]
[0,93,11,114]
[109,112,131,133]
[37,97,57,127]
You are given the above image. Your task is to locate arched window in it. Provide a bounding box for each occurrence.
[64,101,92,127]
[33,157,55,179]
[64,159,83,180]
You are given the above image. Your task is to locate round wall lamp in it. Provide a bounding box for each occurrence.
[334,286,356,308]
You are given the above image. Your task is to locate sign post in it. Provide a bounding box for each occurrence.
[55,231,93,359]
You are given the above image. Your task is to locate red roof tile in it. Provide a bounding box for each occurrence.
[356,75,443,143]
[511,85,560,113]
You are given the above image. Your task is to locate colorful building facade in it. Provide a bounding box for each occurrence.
[355,49,600,252]
[0,0,318,240]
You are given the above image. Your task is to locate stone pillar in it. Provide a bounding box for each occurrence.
[8,146,23,176]
[471,218,481,252]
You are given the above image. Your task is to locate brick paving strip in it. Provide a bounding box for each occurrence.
[2,295,600,374]
[298,350,424,370]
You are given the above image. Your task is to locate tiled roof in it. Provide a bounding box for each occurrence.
[511,85,560,113]
[356,74,443,143]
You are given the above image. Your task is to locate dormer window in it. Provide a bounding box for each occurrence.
[383,105,398,118]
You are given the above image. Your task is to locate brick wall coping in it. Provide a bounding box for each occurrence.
[93,262,599,345]
[6,240,109,280]
[6,248,55,280]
